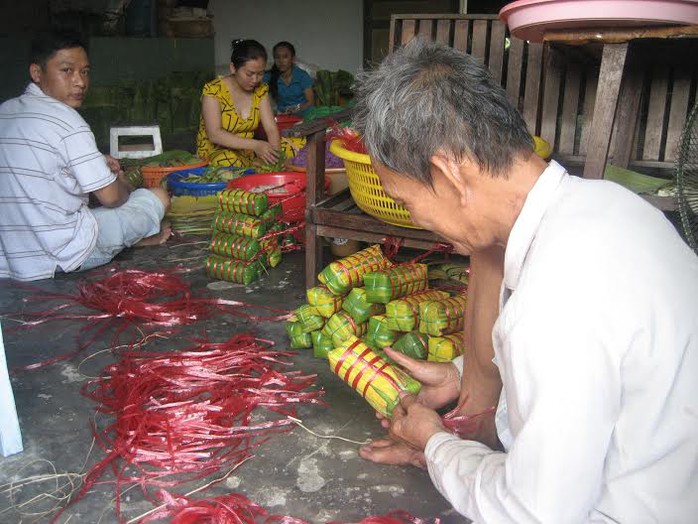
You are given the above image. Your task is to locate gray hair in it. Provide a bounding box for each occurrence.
[352,38,534,183]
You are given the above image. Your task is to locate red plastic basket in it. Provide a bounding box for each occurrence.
[141,159,208,188]
[226,172,330,224]
[254,115,303,140]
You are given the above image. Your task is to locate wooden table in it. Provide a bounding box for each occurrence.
[284,114,444,288]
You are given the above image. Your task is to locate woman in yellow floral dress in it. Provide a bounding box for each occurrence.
[196,39,281,168]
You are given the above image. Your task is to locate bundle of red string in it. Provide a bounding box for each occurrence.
[76,268,209,326]
[10,269,292,370]
[326,125,367,154]
[142,489,439,524]
[53,334,323,521]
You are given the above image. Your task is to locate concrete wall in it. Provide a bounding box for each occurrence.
[208,0,363,75]
[89,36,214,84]
[0,36,214,102]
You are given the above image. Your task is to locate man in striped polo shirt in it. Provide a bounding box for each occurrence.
[0,31,171,281]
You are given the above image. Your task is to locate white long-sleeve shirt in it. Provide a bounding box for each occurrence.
[425,161,698,523]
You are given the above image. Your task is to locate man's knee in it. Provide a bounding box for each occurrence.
[148,187,170,212]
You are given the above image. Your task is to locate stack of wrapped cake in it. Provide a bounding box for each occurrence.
[205,188,283,285]
[285,243,469,417]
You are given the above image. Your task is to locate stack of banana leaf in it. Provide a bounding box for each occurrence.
[82,71,213,149]
[314,70,355,107]
[285,243,476,418]
[205,189,283,285]
[428,334,465,362]
[121,150,202,190]
[328,335,421,418]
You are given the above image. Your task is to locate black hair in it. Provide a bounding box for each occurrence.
[30,30,87,68]
[230,39,267,70]
[269,41,296,101]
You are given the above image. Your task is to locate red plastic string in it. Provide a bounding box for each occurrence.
[382,237,403,261]
[354,512,440,524]
[140,490,269,523]
[6,269,295,371]
[142,491,439,524]
[325,126,367,154]
[441,404,496,440]
[407,243,453,265]
[326,512,439,524]
[50,334,324,522]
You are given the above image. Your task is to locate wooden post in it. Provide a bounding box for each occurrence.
[583,42,629,179]
[610,50,643,168]
[305,130,326,289]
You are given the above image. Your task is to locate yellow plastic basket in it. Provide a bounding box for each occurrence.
[328,136,552,230]
[329,140,417,228]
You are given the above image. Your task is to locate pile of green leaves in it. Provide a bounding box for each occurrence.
[256,148,287,173]
[120,150,202,189]
[181,165,249,183]
[314,70,355,107]
[120,150,201,169]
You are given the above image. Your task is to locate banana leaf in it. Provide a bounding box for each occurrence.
[385,289,450,331]
[364,314,398,350]
[321,311,368,347]
[342,287,385,324]
[306,286,344,318]
[294,304,325,333]
[419,294,468,336]
[311,330,334,359]
[363,264,428,304]
[428,334,465,362]
[205,255,262,285]
[286,319,312,349]
[391,331,430,360]
[328,335,420,418]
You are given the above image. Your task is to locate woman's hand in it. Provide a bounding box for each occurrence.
[253,141,280,164]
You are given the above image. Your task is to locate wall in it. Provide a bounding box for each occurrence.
[208,0,363,75]
[88,36,214,85]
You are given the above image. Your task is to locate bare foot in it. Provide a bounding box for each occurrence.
[359,436,427,469]
[134,221,172,247]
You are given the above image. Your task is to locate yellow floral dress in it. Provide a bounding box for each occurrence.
[196,78,267,167]
[196,78,303,168]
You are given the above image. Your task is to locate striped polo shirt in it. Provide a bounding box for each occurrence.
[0,83,116,281]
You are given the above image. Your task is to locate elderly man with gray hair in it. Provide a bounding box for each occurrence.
[354,39,698,523]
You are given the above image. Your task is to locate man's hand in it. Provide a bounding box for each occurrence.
[104,154,122,175]
[116,171,135,193]
[389,393,447,451]
[384,347,461,410]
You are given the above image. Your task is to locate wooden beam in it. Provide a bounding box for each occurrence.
[583,43,628,179]
[611,54,643,167]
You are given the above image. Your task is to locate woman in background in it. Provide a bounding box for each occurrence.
[196,39,280,167]
[264,41,314,117]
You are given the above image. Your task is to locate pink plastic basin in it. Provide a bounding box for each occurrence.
[499,0,698,42]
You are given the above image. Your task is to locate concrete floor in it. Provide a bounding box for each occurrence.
[0,240,468,523]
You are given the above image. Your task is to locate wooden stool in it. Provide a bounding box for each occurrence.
[109,125,163,160]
